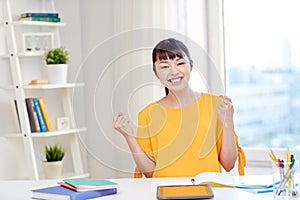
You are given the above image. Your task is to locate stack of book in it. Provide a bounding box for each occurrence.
[15,97,53,133]
[32,179,118,199]
[20,12,61,22]
[29,79,49,85]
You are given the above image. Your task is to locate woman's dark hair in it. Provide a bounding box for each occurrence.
[152,38,192,95]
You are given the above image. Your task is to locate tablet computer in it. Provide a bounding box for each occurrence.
[156,184,214,199]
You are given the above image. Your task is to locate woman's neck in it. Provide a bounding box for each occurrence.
[160,88,201,108]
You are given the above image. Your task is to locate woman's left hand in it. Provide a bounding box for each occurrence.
[217,96,234,125]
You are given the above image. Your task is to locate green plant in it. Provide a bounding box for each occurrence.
[45,47,69,64]
[45,144,65,162]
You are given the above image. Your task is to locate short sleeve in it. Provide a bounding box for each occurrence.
[135,110,156,161]
[235,134,246,175]
[134,108,157,178]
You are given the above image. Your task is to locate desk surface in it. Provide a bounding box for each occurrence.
[0,176,274,200]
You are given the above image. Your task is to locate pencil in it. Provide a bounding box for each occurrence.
[269,149,277,162]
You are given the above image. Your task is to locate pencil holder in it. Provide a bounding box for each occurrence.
[273,160,300,199]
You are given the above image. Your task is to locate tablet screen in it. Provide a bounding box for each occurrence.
[157,184,214,199]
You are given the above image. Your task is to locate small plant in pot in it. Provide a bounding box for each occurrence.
[44,47,69,84]
[45,47,68,64]
[43,144,65,179]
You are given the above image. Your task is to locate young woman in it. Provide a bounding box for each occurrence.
[113,38,245,178]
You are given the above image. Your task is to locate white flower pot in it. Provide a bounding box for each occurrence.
[43,161,63,179]
[46,64,68,84]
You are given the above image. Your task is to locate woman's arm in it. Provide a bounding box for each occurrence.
[112,112,155,177]
[217,96,238,171]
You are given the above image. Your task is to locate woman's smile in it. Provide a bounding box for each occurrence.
[168,77,183,84]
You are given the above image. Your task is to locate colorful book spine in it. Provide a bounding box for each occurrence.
[21,17,61,23]
[33,98,47,132]
[25,98,41,132]
[38,98,53,131]
[20,12,59,18]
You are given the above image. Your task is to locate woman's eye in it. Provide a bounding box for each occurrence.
[160,65,169,69]
[178,62,185,66]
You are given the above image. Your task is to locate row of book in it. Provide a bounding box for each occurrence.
[15,97,53,133]
[20,12,61,23]
[32,178,118,199]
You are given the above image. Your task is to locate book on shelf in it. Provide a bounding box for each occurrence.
[29,79,49,85]
[33,98,47,132]
[38,98,53,131]
[25,98,41,133]
[58,178,118,192]
[20,12,59,18]
[13,100,21,131]
[21,16,61,23]
[31,185,117,200]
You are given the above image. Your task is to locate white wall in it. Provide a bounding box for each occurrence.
[0,0,225,179]
[79,0,162,178]
[56,0,226,178]
[71,0,225,178]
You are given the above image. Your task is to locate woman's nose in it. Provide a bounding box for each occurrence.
[170,65,180,74]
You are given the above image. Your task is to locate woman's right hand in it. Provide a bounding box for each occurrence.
[112,112,134,138]
[113,112,155,177]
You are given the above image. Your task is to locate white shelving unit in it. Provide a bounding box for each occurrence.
[1,0,88,180]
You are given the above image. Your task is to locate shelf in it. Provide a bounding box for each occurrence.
[2,0,86,180]
[0,52,43,58]
[1,83,85,90]
[1,51,46,58]
[20,51,45,57]
[23,83,85,89]
[31,128,87,137]
[40,172,90,180]
[13,20,66,27]
[3,128,87,138]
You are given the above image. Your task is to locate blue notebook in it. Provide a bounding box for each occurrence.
[32,185,117,200]
[33,97,47,132]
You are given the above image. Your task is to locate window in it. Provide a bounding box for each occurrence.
[224,0,300,148]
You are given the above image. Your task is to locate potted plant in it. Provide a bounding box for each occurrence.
[43,144,65,179]
[44,47,69,84]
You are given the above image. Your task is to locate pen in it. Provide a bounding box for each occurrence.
[286,150,291,193]
[276,168,293,195]
[279,159,284,182]
[286,149,291,168]
[269,149,277,162]
[276,158,295,195]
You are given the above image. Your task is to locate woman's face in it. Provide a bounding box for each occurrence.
[154,56,192,93]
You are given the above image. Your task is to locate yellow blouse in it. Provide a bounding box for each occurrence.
[134,93,246,178]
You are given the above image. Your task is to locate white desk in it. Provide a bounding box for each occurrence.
[0,176,274,200]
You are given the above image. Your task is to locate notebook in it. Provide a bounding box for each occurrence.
[32,185,117,200]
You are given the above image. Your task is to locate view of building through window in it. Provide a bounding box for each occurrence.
[224,0,300,148]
